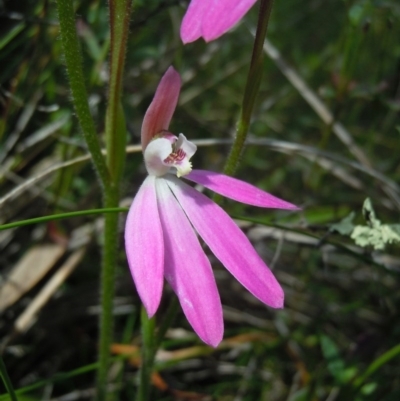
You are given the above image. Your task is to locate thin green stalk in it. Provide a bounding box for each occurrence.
[0,208,128,232]
[155,297,179,349]
[0,355,18,401]
[135,298,179,400]
[105,0,132,183]
[353,343,400,390]
[97,188,120,401]
[56,0,110,189]
[97,1,133,399]
[137,307,156,401]
[223,0,275,177]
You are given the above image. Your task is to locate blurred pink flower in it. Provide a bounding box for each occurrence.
[124,66,298,346]
[180,0,258,43]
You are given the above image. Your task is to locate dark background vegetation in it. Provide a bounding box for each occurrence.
[1,0,400,400]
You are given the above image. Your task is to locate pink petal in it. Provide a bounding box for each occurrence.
[124,176,164,317]
[202,0,258,42]
[180,0,208,44]
[166,176,284,309]
[156,178,223,347]
[141,67,181,150]
[186,170,299,210]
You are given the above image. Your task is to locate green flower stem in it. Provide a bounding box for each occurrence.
[223,0,275,177]
[137,307,156,401]
[97,1,133,399]
[0,355,18,401]
[136,297,179,401]
[56,0,110,189]
[155,297,179,349]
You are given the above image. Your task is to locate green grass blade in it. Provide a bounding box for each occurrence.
[0,207,128,232]
[0,355,18,401]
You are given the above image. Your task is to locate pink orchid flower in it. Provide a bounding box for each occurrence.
[124,66,298,347]
[180,0,258,43]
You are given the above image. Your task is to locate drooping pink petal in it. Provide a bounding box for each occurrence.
[166,176,284,309]
[125,176,164,317]
[186,170,299,210]
[180,0,208,44]
[141,67,181,150]
[203,0,258,42]
[155,178,223,347]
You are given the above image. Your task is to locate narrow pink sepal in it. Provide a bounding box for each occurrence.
[203,0,258,42]
[141,67,181,150]
[156,178,223,347]
[124,176,164,317]
[180,0,206,44]
[186,170,299,210]
[166,176,284,309]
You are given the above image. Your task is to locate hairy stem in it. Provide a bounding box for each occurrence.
[96,0,133,399]
[136,298,179,401]
[105,0,132,183]
[56,0,110,189]
[97,187,120,401]
[137,307,156,401]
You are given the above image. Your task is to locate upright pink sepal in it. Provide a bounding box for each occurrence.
[186,170,299,210]
[124,176,164,317]
[167,176,284,309]
[141,67,181,150]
